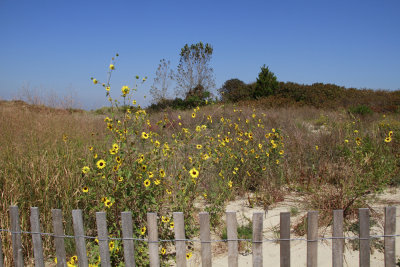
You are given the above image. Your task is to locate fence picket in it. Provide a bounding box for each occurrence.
[384,206,396,267]
[52,209,67,267]
[30,207,45,267]
[96,212,111,266]
[72,209,88,267]
[0,206,398,266]
[226,211,238,267]
[359,208,370,267]
[307,211,318,267]
[174,212,186,267]
[121,212,135,267]
[200,212,212,267]
[332,210,343,267]
[252,212,263,267]
[147,213,160,267]
[10,206,23,267]
[280,212,290,267]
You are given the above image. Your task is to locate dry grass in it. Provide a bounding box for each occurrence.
[0,100,106,264]
[0,99,399,265]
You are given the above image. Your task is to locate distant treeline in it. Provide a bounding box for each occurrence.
[148,80,400,113]
[259,81,399,112]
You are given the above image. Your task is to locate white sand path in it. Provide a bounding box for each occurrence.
[186,188,400,266]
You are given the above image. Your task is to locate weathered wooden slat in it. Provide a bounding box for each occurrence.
[173,212,186,267]
[96,212,111,266]
[52,209,67,267]
[359,208,370,267]
[307,211,318,267]
[384,206,396,267]
[10,206,23,267]
[280,212,290,267]
[30,207,45,267]
[226,211,238,267]
[72,209,88,267]
[199,212,212,267]
[121,212,135,267]
[252,212,263,267]
[332,210,343,267]
[147,213,159,267]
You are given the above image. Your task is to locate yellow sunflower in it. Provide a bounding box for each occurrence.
[71,255,78,263]
[140,226,146,235]
[159,169,166,178]
[202,154,209,160]
[121,85,130,96]
[96,159,106,169]
[141,132,149,139]
[189,168,199,178]
[109,241,115,251]
[82,166,90,174]
[104,200,113,208]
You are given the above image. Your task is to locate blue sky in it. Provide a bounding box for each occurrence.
[1,0,399,109]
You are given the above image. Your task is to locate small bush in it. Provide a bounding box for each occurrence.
[219,79,253,102]
[349,105,373,116]
[221,221,252,240]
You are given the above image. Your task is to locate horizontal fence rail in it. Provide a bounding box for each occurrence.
[0,206,398,266]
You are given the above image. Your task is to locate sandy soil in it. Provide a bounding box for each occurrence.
[186,188,400,266]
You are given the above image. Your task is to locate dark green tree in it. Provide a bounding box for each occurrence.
[253,65,278,98]
[175,42,215,100]
[219,78,252,102]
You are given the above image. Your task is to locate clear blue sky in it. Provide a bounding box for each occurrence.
[1,0,399,109]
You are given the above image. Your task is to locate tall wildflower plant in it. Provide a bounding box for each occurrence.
[81,56,290,264]
[83,55,225,265]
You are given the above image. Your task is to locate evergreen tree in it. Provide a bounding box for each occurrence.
[253,65,278,98]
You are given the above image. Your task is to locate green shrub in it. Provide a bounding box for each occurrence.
[147,95,211,112]
[219,79,253,102]
[221,220,252,240]
[253,65,278,99]
[349,105,373,115]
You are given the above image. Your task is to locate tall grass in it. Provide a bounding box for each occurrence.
[0,100,106,264]
[0,99,398,265]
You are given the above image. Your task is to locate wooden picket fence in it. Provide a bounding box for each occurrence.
[0,206,398,266]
